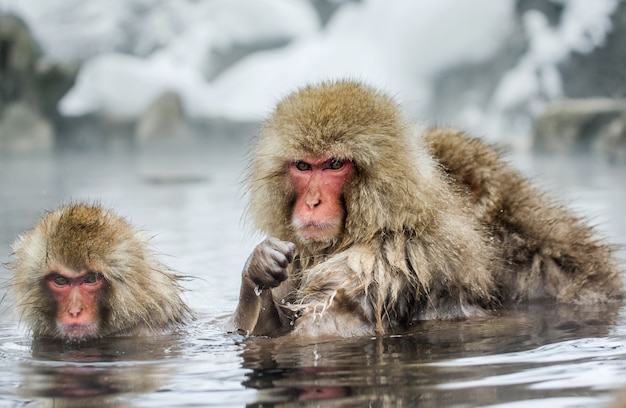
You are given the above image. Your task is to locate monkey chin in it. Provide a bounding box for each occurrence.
[57,323,100,342]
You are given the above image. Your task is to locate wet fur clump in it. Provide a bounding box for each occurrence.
[424,129,623,304]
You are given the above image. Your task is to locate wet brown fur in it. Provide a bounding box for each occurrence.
[8,202,192,339]
[246,80,623,338]
[424,129,623,304]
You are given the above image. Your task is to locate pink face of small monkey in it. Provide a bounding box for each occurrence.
[45,264,106,340]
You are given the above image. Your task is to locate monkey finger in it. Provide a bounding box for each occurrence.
[246,260,285,286]
[246,267,278,288]
[265,237,296,261]
[267,265,288,284]
[284,242,296,263]
[255,272,285,289]
[270,250,294,269]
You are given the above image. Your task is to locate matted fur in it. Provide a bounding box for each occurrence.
[424,128,623,304]
[246,80,623,337]
[8,202,192,339]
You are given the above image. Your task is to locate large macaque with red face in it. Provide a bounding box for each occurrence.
[8,203,191,341]
[231,80,623,338]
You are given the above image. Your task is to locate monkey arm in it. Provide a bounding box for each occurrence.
[232,274,297,336]
[231,238,296,336]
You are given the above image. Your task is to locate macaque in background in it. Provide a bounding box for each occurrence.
[232,80,623,338]
[8,203,192,341]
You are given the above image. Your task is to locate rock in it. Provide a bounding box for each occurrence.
[534,98,626,159]
[35,59,80,121]
[0,12,78,151]
[135,91,188,144]
[0,102,54,152]
[594,113,626,161]
[0,13,39,112]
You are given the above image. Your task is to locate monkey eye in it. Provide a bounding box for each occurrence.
[83,272,101,285]
[327,159,344,170]
[294,161,312,171]
[51,275,70,286]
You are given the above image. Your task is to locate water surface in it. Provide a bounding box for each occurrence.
[0,138,625,407]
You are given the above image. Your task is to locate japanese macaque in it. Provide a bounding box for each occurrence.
[231,80,623,338]
[8,203,191,341]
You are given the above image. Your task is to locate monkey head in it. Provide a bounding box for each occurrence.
[248,80,436,249]
[9,203,190,341]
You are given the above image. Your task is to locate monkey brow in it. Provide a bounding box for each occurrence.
[46,272,104,284]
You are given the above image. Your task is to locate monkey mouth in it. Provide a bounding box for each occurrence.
[298,221,335,229]
[58,323,99,341]
[293,219,342,243]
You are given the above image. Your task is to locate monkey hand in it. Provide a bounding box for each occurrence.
[243,237,296,290]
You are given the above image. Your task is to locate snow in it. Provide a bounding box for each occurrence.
[54,0,515,121]
[58,53,209,117]
[1,0,319,61]
[493,0,617,111]
[1,0,620,141]
[473,0,619,145]
[196,0,515,121]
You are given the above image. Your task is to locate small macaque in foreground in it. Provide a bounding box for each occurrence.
[231,80,623,338]
[8,203,191,341]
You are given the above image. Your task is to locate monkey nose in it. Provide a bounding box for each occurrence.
[68,306,83,317]
[305,191,321,209]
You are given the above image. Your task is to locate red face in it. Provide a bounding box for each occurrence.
[46,268,106,340]
[289,157,354,243]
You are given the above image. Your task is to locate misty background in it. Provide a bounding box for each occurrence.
[1,0,625,157]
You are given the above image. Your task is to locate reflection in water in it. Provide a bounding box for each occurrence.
[240,302,626,407]
[18,335,185,407]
